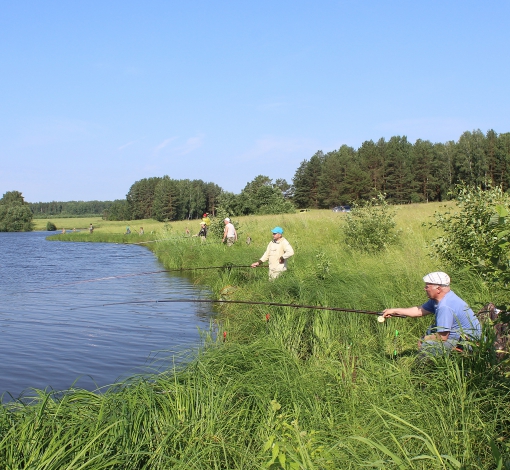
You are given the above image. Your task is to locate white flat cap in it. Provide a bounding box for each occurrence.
[423,271,450,286]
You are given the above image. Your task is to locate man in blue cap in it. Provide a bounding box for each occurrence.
[251,226,294,279]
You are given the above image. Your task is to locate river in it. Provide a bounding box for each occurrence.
[0,231,213,399]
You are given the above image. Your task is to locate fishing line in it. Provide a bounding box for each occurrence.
[23,264,262,293]
[128,237,227,245]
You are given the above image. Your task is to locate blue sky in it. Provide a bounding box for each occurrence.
[1,1,509,202]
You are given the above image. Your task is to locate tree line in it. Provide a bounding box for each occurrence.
[104,177,223,222]
[7,128,510,230]
[292,129,510,208]
[107,175,295,222]
[28,200,116,218]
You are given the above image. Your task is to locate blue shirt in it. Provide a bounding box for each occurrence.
[422,290,481,341]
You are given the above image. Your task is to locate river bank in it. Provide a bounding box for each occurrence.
[2,206,507,469]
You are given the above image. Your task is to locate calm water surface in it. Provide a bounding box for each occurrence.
[0,232,213,399]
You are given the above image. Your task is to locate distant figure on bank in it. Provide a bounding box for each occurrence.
[193,222,208,240]
[202,213,211,228]
[246,235,252,245]
[125,225,131,235]
[89,224,94,233]
[222,217,237,246]
[72,228,76,232]
[62,228,66,234]
[185,227,190,236]
[139,227,144,235]
[251,226,294,279]
[383,272,481,355]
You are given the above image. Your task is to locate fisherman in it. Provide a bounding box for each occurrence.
[383,272,481,355]
[193,222,207,241]
[202,213,211,228]
[222,218,237,246]
[251,226,294,279]
[89,224,94,233]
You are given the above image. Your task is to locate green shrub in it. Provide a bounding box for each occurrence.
[0,191,34,232]
[429,185,510,288]
[46,221,57,231]
[342,193,400,253]
[208,208,241,239]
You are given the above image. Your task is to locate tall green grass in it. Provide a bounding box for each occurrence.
[3,205,509,468]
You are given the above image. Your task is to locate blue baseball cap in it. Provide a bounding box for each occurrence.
[271,226,284,234]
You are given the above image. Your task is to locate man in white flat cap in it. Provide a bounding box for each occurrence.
[383,272,481,354]
[222,217,237,246]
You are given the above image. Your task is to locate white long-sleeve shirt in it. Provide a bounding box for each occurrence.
[259,237,294,278]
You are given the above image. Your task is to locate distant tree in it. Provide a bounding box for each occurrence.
[204,182,222,216]
[496,133,510,190]
[216,191,241,216]
[105,199,130,221]
[126,177,162,219]
[237,175,273,214]
[318,149,348,207]
[292,152,325,208]
[1,191,25,206]
[152,176,179,221]
[236,175,294,215]
[412,139,441,202]
[318,145,369,206]
[274,178,292,198]
[0,191,33,232]
[453,130,488,187]
[384,136,414,204]
[359,139,385,195]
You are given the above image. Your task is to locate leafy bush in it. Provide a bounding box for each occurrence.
[342,193,399,252]
[0,191,34,232]
[429,185,510,288]
[46,221,57,231]
[207,208,241,239]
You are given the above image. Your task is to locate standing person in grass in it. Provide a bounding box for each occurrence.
[251,226,294,279]
[193,222,207,241]
[202,213,211,228]
[383,272,481,355]
[222,218,237,246]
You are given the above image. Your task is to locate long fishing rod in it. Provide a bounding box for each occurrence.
[126,236,228,245]
[71,297,403,320]
[25,264,262,292]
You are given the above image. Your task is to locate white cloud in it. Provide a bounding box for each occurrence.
[238,136,316,162]
[154,137,178,152]
[179,135,204,155]
[118,139,141,151]
[154,134,204,156]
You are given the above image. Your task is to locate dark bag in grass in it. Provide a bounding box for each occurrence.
[476,303,509,361]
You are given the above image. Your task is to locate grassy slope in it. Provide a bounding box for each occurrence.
[2,204,508,469]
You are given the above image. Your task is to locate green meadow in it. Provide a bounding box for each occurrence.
[2,204,508,469]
